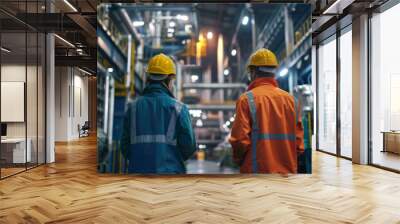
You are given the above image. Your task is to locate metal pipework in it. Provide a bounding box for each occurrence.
[116,8,142,41]
[181,64,202,69]
[113,5,193,12]
[196,140,225,145]
[284,6,295,56]
[294,84,314,112]
[230,7,247,47]
[247,4,256,52]
[187,104,236,111]
[182,83,247,90]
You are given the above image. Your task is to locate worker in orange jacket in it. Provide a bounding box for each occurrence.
[229,48,304,174]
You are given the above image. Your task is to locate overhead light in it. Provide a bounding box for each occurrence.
[296,61,302,69]
[149,22,155,32]
[133,21,144,27]
[230,117,234,122]
[223,69,230,76]
[191,75,199,82]
[63,0,78,12]
[169,21,176,27]
[304,54,309,61]
[182,40,186,44]
[226,121,231,126]
[279,68,289,77]
[189,109,202,118]
[199,33,205,41]
[242,16,249,25]
[207,31,213,40]
[167,28,175,33]
[107,67,114,73]
[199,144,206,149]
[177,14,189,21]
[167,33,173,38]
[185,24,192,33]
[231,49,237,56]
[78,67,92,76]
[189,89,197,94]
[196,119,203,127]
[54,34,75,48]
[1,47,11,53]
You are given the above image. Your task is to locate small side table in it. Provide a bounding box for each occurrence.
[381,131,400,154]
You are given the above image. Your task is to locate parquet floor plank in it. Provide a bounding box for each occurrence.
[0,135,399,223]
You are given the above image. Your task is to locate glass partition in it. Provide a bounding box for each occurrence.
[317,36,337,154]
[0,1,46,179]
[1,30,28,177]
[371,3,400,171]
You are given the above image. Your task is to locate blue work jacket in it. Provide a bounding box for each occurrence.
[121,83,196,174]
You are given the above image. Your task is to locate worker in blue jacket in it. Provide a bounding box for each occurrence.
[121,53,197,174]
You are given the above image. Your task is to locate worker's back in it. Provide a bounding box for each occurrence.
[121,82,196,174]
[229,77,304,173]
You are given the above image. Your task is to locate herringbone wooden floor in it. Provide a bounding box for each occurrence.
[1,135,400,224]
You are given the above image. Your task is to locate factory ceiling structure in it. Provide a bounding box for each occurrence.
[0,0,97,75]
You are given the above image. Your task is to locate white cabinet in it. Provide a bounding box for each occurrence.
[1,138,32,163]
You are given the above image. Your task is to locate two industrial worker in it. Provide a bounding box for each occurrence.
[122,49,305,174]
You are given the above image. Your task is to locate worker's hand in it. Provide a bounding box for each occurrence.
[279,173,290,178]
[233,147,247,166]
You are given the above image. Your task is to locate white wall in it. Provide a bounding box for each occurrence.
[72,72,89,138]
[55,67,69,141]
[54,67,89,141]
[1,65,34,138]
[1,64,46,164]
[1,65,26,134]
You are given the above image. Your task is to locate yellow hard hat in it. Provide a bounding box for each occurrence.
[248,48,278,68]
[146,53,176,80]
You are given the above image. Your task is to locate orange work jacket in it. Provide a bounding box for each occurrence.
[229,77,304,174]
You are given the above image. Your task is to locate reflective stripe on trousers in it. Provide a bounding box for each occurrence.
[246,91,297,173]
[130,99,183,146]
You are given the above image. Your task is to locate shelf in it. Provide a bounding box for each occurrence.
[282,30,312,69]
[256,5,286,50]
[134,74,143,94]
[108,7,142,44]
[97,25,127,80]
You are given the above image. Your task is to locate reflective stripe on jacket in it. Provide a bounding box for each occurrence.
[121,83,196,174]
[229,77,304,174]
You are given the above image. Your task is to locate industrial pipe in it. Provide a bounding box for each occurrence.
[187,104,236,111]
[182,83,247,90]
